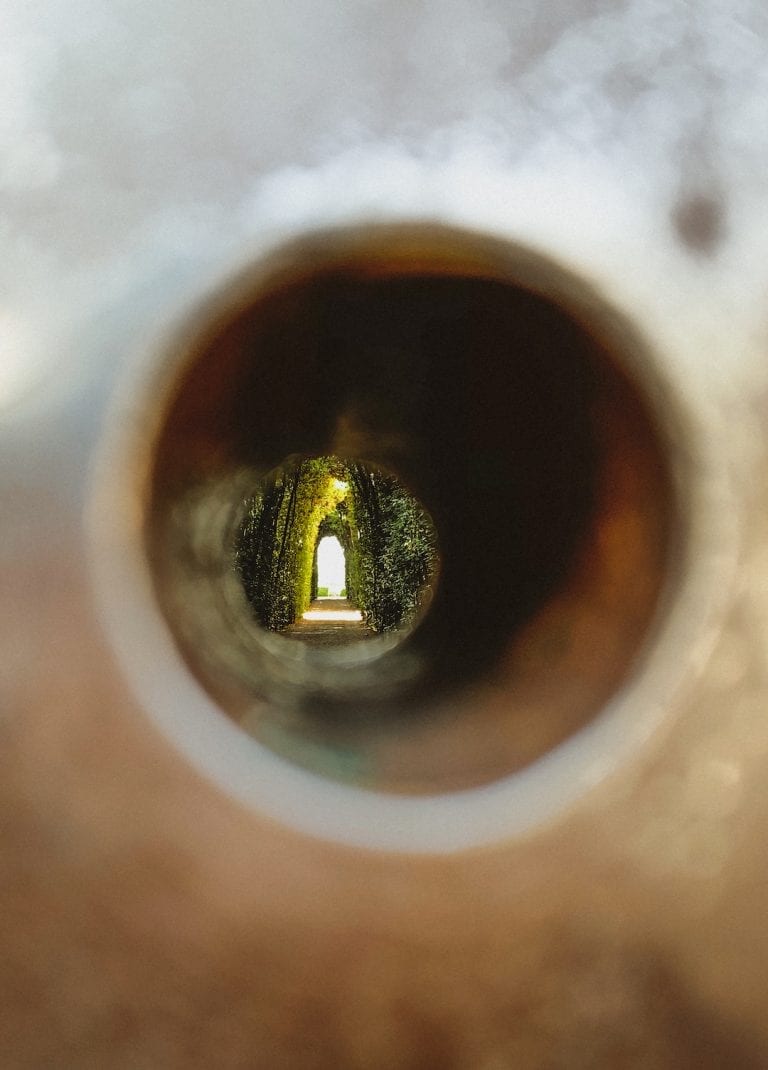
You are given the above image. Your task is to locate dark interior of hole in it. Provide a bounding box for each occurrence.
[156,265,607,713]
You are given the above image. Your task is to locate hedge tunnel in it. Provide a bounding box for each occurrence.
[235,456,439,636]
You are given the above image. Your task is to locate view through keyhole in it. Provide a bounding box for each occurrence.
[235,455,439,652]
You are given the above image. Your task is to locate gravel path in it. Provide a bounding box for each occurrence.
[280,599,375,647]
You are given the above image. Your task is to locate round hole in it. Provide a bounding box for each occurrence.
[144,224,675,793]
[235,453,440,660]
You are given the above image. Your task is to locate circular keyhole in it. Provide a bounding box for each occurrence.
[143,223,675,793]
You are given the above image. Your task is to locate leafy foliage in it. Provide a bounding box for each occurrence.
[348,463,438,633]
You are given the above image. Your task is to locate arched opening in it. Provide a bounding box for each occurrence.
[315,536,345,598]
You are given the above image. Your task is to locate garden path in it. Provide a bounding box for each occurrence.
[281,599,375,647]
